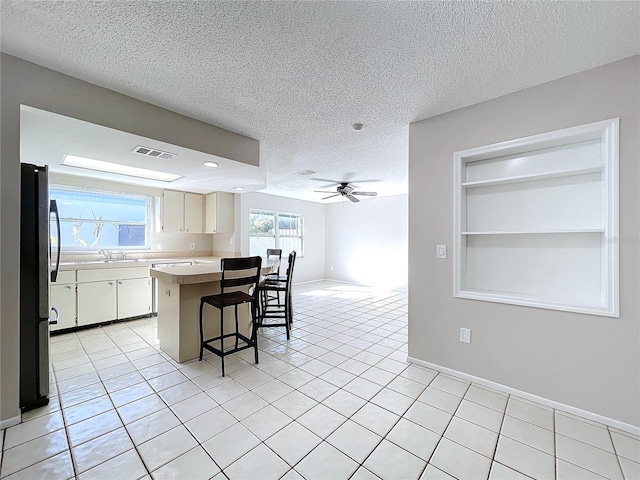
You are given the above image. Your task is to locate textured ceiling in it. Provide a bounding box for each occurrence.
[2,1,639,202]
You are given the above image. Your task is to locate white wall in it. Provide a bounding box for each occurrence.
[408,56,639,427]
[238,192,325,284]
[325,195,408,290]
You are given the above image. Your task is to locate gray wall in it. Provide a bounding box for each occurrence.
[238,192,326,284]
[325,195,408,290]
[0,54,259,423]
[408,56,640,426]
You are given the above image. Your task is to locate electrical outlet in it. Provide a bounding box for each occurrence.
[156,242,163,250]
[189,242,196,250]
[330,266,334,272]
[460,328,471,344]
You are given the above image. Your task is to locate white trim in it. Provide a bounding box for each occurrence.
[316,278,408,291]
[407,356,640,436]
[293,278,408,292]
[0,414,21,430]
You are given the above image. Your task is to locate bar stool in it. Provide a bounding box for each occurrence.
[198,256,262,376]
[264,248,283,305]
[258,251,297,339]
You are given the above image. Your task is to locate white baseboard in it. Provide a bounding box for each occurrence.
[407,356,640,436]
[0,414,21,430]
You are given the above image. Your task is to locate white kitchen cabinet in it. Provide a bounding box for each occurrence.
[162,190,204,233]
[76,266,152,327]
[50,283,77,331]
[117,277,152,319]
[184,192,203,233]
[205,192,235,233]
[454,118,619,316]
[162,190,185,232]
[77,281,117,326]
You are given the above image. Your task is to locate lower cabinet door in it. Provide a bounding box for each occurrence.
[117,277,152,319]
[50,284,77,331]
[77,281,117,326]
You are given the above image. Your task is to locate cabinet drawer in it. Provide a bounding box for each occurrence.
[77,266,149,282]
[54,270,76,284]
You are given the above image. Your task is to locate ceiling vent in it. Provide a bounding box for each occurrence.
[133,145,176,160]
[296,169,317,176]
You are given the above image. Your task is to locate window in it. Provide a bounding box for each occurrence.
[50,187,150,250]
[249,209,303,256]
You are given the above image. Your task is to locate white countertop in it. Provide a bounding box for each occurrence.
[150,257,278,285]
[57,256,222,271]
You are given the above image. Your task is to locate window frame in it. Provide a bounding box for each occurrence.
[50,185,152,252]
[248,208,304,257]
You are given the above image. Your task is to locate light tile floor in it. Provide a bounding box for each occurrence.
[1,281,638,479]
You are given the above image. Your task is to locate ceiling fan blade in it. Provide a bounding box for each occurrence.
[349,179,380,186]
[314,190,336,193]
[352,191,377,196]
[311,178,344,188]
[322,194,340,200]
[346,195,360,203]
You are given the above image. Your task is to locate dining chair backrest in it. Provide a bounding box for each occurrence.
[266,248,282,276]
[220,256,262,295]
[284,250,297,289]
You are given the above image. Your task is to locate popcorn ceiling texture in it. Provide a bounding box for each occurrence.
[1,1,638,201]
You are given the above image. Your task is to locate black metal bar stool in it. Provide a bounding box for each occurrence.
[258,251,297,339]
[264,248,283,305]
[198,256,262,376]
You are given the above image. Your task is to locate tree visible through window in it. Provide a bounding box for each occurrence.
[249,209,303,256]
[50,187,150,250]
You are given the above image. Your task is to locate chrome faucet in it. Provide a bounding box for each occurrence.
[98,249,111,260]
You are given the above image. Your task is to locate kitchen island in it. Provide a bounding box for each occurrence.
[149,257,278,363]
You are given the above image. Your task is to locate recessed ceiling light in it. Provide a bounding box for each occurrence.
[233,187,244,191]
[61,155,182,182]
[352,123,364,131]
[203,161,219,168]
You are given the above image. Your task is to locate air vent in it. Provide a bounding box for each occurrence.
[296,169,317,176]
[133,145,176,160]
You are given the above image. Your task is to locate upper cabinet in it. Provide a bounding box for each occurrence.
[162,190,185,233]
[184,193,203,233]
[162,190,234,234]
[205,192,235,234]
[162,190,203,233]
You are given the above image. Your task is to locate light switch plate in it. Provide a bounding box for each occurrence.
[437,244,447,259]
[460,328,471,344]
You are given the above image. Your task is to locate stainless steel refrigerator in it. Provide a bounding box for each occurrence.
[20,163,61,412]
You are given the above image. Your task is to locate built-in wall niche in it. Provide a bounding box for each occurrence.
[454,119,619,316]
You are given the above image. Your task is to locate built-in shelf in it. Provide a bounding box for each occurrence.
[461,229,605,235]
[454,118,619,317]
[461,165,604,188]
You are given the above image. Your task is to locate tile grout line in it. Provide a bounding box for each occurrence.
[488,393,510,479]
[607,426,626,480]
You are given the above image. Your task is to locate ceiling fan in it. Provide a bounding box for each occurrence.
[314,181,378,203]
